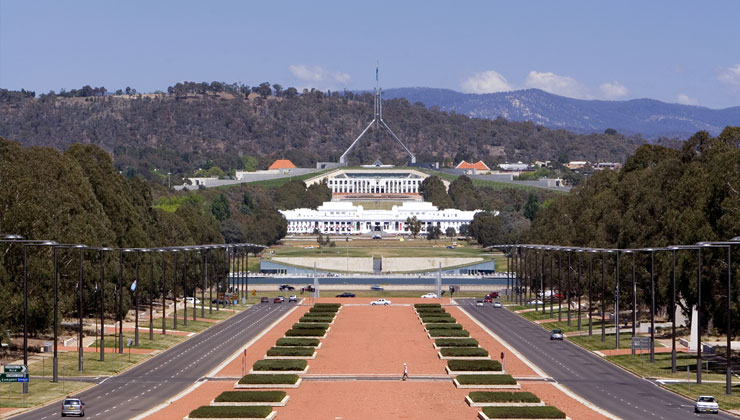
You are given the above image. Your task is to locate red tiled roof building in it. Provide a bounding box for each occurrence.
[455,160,490,171]
[268,159,297,170]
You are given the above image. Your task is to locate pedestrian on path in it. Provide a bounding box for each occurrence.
[402,363,408,381]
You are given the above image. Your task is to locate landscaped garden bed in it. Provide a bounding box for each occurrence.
[308,306,340,313]
[465,391,543,407]
[299,316,334,323]
[275,337,320,347]
[265,346,316,359]
[414,303,442,308]
[235,374,301,389]
[447,359,502,374]
[251,359,308,374]
[439,347,490,359]
[425,323,463,330]
[292,322,330,330]
[186,405,275,419]
[454,374,519,389]
[478,406,567,419]
[421,316,457,324]
[284,328,327,338]
[434,338,479,348]
[211,391,289,407]
[428,328,470,338]
[415,307,446,314]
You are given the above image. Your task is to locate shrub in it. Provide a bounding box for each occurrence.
[313,303,341,308]
[275,338,320,347]
[414,303,441,308]
[456,374,516,385]
[481,406,565,419]
[436,338,478,347]
[285,328,326,337]
[292,323,329,330]
[448,360,502,371]
[253,359,307,371]
[422,316,456,323]
[299,316,333,323]
[425,323,463,330]
[238,374,299,384]
[309,307,338,313]
[468,391,539,403]
[440,347,489,357]
[266,347,315,357]
[302,312,335,317]
[214,391,287,403]
[428,329,469,337]
[416,307,446,314]
[189,406,272,418]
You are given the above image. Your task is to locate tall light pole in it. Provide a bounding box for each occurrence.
[588,249,597,336]
[615,249,621,350]
[148,248,154,341]
[96,247,111,362]
[576,249,583,330]
[172,248,179,330]
[118,248,135,354]
[158,248,167,335]
[201,246,209,318]
[182,248,190,327]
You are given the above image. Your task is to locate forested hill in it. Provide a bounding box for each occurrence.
[384,87,740,139]
[0,87,646,177]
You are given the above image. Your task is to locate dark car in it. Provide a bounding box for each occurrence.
[304,285,315,293]
[61,397,84,417]
[279,284,295,291]
[336,292,356,298]
[486,291,499,299]
[274,296,284,303]
[260,297,269,303]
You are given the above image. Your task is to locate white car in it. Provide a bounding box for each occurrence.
[492,301,503,308]
[527,299,544,306]
[694,395,719,414]
[421,293,438,298]
[475,300,484,306]
[370,298,391,306]
[185,297,200,304]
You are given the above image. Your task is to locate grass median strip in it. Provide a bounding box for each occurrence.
[481,406,566,419]
[189,405,273,418]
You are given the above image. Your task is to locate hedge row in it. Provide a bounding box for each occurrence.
[436,338,479,347]
[292,323,329,330]
[414,303,441,308]
[415,307,446,314]
[189,406,272,418]
[481,406,565,419]
[448,359,502,371]
[313,303,341,309]
[214,391,286,403]
[238,374,299,384]
[266,347,315,357]
[309,307,339,313]
[425,323,463,330]
[456,374,516,385]
[428,329,469,337]
[440,347,489,357]
[253,359,307,371]
[275,338,320,347]
[468,391,540,403]
[422,317,456,324]
[285,328,326,337]
[302,312,336,318]
[299,316,334,323]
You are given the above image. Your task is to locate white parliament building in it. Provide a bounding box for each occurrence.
[281,168,483,236]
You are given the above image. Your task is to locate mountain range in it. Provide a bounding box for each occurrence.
[383,88,740,139]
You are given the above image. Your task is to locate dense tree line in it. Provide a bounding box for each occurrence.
[524,128,740,336]
[0,85,647,185]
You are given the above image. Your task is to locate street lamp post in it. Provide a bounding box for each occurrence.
[149,249,154,341]
[182,248,189,327]
[601,250,607,342]
[588,249,596,336]
[549,251,554,317]
[577,249,583,330]
[158,249,167,335]
[615,249,621,350]
[76,246,85,371]
[172,249,178,330]
[567,249,572,326]
[201,247,208,318]
[558,251,562,322]
[118,248,135,354]
[96,248,111,362]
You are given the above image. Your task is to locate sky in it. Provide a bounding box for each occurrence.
[1,0,739,109]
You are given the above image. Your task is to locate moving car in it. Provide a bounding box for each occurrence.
[483,296,493,303]
[184,297,200,304]
[370,284,384,291]
[695,396,719,414]
[492,301,503,308]
[486,291,499,299]
[336,292,356,298]
[279,284,295,291]
[288,295,298,302]
[550,329,564,340]
[421,293,438,298]
[61,397,84,417]
[476,300,484,306]
[304,285,315,293]
[370,298,391,306]
[260,297,269,303]
[528,299,544,306]
[274,296,285,303]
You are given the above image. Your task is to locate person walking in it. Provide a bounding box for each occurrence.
[402,363,408,381]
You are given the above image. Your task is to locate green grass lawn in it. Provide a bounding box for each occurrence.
[567,332,656,351]
[0,380,89,408]
[663,383,740,410]
[609,352,737,382]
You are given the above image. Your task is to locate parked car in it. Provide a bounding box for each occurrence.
[528,299,544,306]
[550,329,564,340]
[304,285,315,293]
[288,295,298,302]
[492,301,503,308]
[260,297,269,304]
[421,293,438,298]
[279,284,295,291]
[370,284,384,291]
[370,298,391,306]
[372,234,382,239]
[694,395,719,414]
[61,397,85,417]
[184,297,200,304]
[336,292,356,298]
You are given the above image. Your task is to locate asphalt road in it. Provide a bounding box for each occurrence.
[11,302,294,420]
[458,299,736,420]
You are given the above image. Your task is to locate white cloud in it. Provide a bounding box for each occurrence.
[677,93,699,105]
[524,71,591,99]
[718,64,740,88]
[460,70,513,94]
[599,81,628,99]
[288,64,351,86]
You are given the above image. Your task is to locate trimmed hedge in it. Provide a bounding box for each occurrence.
[292,323,329,330]
[415,307,446,314]
[422,317,456,324]
[448,359,502,371]
[436,338,479,347]
[469,391,540,403]
[275,338,320,347]
[189,406,272,418]
[266,347,315,357]
[481,406,566,419]
[456,374,517,385]
[302,311,335,317]
[299,316,334,323]
[313,303,341,308]
[238,374,300,384]
[214,391,286,403]
[414,303,441,308]
[428,329,469,337]
[425,323,463,330]
[309,307,339,313]
[285,328,326,336]
[440,347,489,357]
[253,359,307,371]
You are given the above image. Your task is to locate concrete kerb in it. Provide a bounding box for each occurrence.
[454,301,622,420]
[130,304,301,420]
[210,395,290,407]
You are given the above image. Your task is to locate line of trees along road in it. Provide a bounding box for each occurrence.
[523,127,740,337]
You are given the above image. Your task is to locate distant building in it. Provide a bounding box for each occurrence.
[455,160,490,172]
[304,168,449,199]
[498,162,530,172]
[268,159,297,170]
[593,162,622,170]
[534,160,551,168]
[566,161,589,170]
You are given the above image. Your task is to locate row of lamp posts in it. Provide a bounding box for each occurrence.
[495,237,738,394]
[0,234,261,393]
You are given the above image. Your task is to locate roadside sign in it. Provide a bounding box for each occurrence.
[631,337,651,350]
[1,365,28,382]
